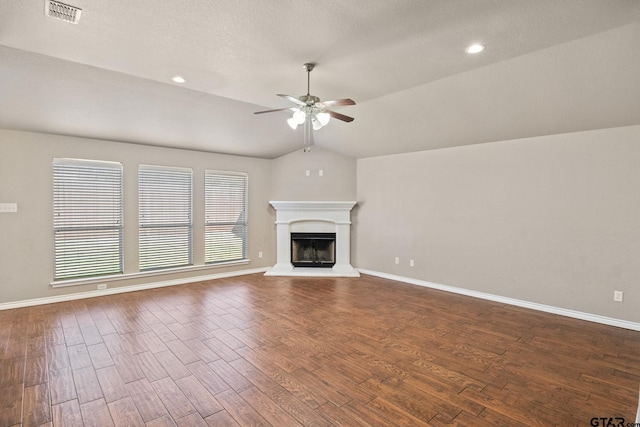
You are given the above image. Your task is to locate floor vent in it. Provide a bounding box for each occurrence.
[46,0,82,24]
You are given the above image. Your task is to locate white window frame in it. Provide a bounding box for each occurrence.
[53,158,124,281]
[204,170,248,264]
[138,164,193,271]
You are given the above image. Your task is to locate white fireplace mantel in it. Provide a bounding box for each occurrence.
[265,201,359,277]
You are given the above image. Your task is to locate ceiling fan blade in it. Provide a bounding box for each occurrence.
[327,110,355,123]
[277,94,305,106]
[254,107,296,115]
[319,98,356,108]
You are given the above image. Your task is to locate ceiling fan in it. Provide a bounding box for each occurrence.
[254,63,356,146]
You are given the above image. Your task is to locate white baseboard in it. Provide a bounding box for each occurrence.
[0,267,268,311]
[358,269,640,332]
[4,267,639,332]
[637,393,640,424]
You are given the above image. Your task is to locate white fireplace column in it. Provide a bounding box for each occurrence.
[271,221,294,273]
[265,201,359,277]
[333,221,353,274]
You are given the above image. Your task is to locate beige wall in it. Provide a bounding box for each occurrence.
[0,129,274,304]
[356,125,640,323]
[3,125,639,325]
[270,146,356,201]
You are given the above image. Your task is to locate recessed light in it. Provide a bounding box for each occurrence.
[465,43,485,54]
[172,76,186,84]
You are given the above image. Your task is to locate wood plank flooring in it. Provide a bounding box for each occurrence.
[1,273,639,426]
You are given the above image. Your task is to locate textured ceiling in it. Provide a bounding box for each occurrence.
[1,0,640,158]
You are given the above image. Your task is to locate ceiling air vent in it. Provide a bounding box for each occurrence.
[46,0,82,24]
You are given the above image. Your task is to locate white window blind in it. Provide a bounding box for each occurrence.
[139,165,193,271]
[53,158,123,280]
[205,170,248,264]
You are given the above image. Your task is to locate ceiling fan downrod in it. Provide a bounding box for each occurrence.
[303,63,315,97]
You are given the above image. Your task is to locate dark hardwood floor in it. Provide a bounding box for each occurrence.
[1,273,639,426]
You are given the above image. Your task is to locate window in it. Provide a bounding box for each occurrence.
[53,159,123,280]
[205,170,248,263]
[139,165,193,271]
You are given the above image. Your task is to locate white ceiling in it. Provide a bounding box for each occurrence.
[1,0,639,159]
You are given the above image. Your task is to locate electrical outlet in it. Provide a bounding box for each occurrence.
[409,259,415,267]
[97,283,107,290]
[613,291,623,302]
[305,170,310,176]
[318,169,324,176]
[258,251,263,258]
[394,257,399,265]
[0,203,18,213]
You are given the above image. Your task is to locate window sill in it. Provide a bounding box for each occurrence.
[50,259,250,288]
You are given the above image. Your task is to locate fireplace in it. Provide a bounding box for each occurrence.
[291,232,336,267]
[265,201,359,277]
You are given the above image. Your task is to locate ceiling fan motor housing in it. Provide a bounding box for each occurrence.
[299,95,320,105]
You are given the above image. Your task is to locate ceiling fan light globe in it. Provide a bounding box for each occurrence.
[317,112,330,126]
[287,117,299,129]
[312,117,323,130]
[293,110,306,124]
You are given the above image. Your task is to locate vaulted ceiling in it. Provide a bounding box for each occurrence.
[1,0,639,159]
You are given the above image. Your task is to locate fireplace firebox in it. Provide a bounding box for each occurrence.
[291,232,336,267]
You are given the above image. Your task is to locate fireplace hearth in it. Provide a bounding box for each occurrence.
[291,232,336,267]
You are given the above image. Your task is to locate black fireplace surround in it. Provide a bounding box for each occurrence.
[291,232,336,267]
